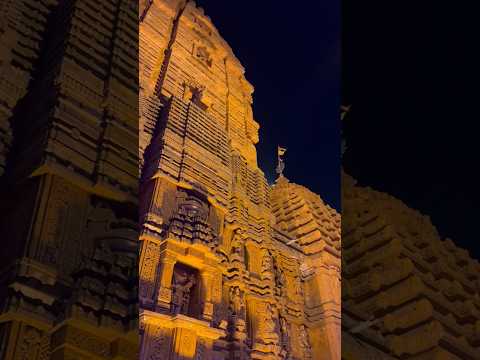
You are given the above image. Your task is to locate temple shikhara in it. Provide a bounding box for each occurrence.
[342,173,480,359]
[139,1,341,359]
[341,106,480,359]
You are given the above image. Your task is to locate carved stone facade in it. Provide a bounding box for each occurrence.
[342,171,480,359]
[139,1,340,359]
[0,1,138,359]
[0,0,58,177]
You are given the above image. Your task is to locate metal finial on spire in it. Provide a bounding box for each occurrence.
[276,146,287,177]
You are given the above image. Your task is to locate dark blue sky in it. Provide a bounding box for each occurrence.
[197,0,341,211]
[342,2,479,258]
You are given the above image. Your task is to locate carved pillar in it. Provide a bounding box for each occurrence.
[156,253,177,311]
[139,239,161,307]
[200,269,215,322]
[140,323,172,360]
[303,256,341,360]
[172,328,197,360]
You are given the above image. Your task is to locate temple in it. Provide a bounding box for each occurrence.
[139,1,341,359]
[0,1,138,359]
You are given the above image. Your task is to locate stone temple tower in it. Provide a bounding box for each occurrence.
[139,1,341,359]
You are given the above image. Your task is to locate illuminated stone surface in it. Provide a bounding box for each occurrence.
[139,1,340,359]
[342,170,480,359]
[0,1,138,359]
[0,0,57,176]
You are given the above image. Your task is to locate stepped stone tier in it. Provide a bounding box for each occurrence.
[0,1,139,359]
[0,0,57,176]
[139,1,341,359]
[342,170,480,359]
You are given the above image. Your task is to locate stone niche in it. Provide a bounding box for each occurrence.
[171,262,201,319]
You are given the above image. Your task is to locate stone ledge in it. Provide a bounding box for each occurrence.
[140,310,226,340]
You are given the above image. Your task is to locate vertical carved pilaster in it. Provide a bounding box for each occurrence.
[200,269,215,321]
[139,239,161,307]
[172,328,197,360]
[141,324,172,360]
[156,253,177,311]
[17,324,42,360]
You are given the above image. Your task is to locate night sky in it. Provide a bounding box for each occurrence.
[196,0,341,211]
[342,2,479,258]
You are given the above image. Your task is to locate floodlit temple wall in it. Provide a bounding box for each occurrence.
[139,1,341,359]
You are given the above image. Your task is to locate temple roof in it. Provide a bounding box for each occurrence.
[342,170,480,358]
[270,176,341,256]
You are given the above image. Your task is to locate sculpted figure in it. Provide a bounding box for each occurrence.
[280,316,291,356]
[299,325,312,359]
[196,46,212,67]
[261,251,273,274]
[230,287,245,318]
[280,316,290,343]
[229,287,246,333]
[295,276,304,301]
[230,228,245,261]
[274,265,287,297]
[258,303,279,344]
[279,316,293,359]
[172,270,196,315]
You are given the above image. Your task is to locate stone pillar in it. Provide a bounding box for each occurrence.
[303,256,341,360]
[172,328,197,360]
[139,239,161,307]
[157,253,177,311]
[200,268,215,322]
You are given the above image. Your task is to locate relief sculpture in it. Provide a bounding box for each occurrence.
[171,268,196,316]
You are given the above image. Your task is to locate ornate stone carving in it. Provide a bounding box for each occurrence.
[299,325,312,360]
[261,250,274,276]
[146,326,168,360]
[168,193,218,249]
[228,286,246,336]
[229,287,246,318]
[257,303,279,345]
[195,45,212,67]
[18,326,42,360]
[230,228,246,264]
[279,316,291,358]
[140,240,160,301]
[138,2,341,360]
[171,268,196,315]
[274,263,287,297]
[74,328,110,357]
[0,1,138,359]
[294,276,304,304]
